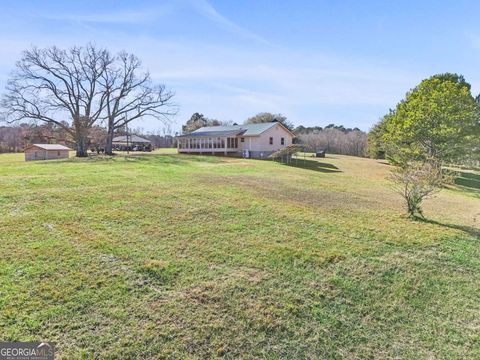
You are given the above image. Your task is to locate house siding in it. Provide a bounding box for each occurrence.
[25,147,70,161]
[240,123,292,158]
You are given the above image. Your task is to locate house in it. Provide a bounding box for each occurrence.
[112,135,152,151]
[176,122,294,159]
[24,144,71,161]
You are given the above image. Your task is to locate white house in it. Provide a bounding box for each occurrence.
[177,122,294,159]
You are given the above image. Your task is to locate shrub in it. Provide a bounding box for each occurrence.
[390,161,443,218]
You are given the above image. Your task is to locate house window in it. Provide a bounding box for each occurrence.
[57,151,61,156]
[269,137,273,145]
[241,137,245,142]
[281,138,285,145]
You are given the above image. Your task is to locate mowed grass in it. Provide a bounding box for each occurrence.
[0,150,479,359]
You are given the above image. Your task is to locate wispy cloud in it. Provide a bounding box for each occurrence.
[189,0,273,46]
[38,0,272,46]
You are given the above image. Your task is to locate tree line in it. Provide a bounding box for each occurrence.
[0,122,70,153]
[0,122,175,154]
[0,44,176,156]
[295,124,367,156]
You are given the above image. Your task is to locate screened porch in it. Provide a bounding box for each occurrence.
[177,137,239,153]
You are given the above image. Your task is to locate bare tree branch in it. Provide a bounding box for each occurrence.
[101,51,177,154]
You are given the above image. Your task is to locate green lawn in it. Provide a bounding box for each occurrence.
[0,151,478,359]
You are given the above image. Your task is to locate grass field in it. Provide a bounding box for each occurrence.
[0,150,479,359]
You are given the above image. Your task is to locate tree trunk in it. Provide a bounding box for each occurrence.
[75,132,89,157]
[105,128,114,155]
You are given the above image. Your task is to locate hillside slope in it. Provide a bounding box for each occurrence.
[0,152,478,358]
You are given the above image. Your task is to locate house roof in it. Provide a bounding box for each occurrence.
[178,122,292,138]
[180,129,245,138]
[112,135,151,143]
[27,144,71,151]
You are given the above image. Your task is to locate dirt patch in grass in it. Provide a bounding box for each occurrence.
[198,173,382,211]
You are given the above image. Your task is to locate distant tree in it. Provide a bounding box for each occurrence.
[294,125,323,134]
[101,51,175,155]
[182,113,230,134]
[144,133,175,148]
[299,132,325,153]
[0,126,22,153]
[325,123,347,132]
[346,130,368,156]
[294,125,307,133]
[298,128,367,156]
[245,112,294,130]
[295,124,360,135]
[88,126,108,154]
[182,113,207,133]
[207,119,223,127]
[0,122,73,153]
[1,45,113,157]
[383,73,480,165]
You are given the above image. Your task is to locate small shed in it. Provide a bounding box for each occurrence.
[24,144,71,161]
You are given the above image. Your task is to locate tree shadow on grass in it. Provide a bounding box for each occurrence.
[413,216,480,238]
[277,158,342,173]
[454,171,480,191]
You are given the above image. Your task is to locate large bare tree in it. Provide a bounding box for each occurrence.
[101,51,176,155]
[1,45,113,156]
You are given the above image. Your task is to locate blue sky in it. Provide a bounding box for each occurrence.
[1,0,480,133]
